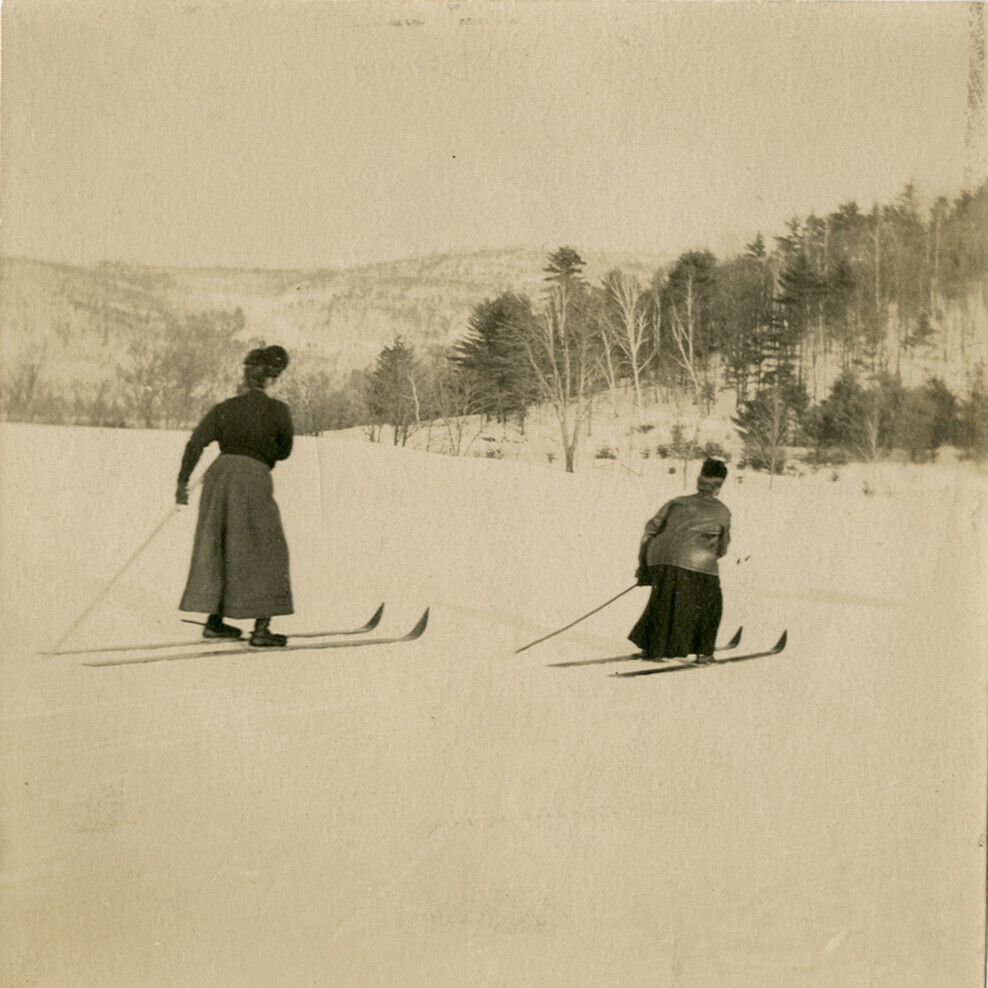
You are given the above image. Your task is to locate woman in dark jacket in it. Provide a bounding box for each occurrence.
[176,346,294,647]
[628,458,731,663]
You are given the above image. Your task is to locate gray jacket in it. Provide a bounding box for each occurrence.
[640,493,731,576]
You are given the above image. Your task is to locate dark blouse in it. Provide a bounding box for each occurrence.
[178,389,294,485]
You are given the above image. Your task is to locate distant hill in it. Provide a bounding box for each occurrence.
[0,247,674,389]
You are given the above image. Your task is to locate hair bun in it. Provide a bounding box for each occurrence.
[700,458,728,479]
[261,345,289,373]
[244,345,289,377]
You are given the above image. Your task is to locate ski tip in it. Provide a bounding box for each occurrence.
[366,603,385,630]
[773,630,788,652]
[725,626,742,648]
[407,608,430,639]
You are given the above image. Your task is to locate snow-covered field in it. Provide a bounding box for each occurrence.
[1,421,986,986]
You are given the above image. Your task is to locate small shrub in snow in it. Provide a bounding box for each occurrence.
[595,445,617,460]
[803,446,851,467]
[669,424,703,462]
[732,382,807,474]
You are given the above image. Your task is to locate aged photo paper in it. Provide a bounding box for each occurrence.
[2,2,986,985]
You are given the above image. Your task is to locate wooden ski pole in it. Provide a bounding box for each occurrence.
[514,583,639,654]
[50,476,203,653]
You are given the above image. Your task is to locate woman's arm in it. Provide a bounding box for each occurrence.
[642,501,672,543]
[177,407,218,487]
[636,501,672,579]
[717,512,732,558]
[274,401,294,461]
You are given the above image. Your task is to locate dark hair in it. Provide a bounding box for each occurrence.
[700,458,728,480]
[243,345,289,388]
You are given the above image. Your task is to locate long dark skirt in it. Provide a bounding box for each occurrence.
[628,564,722,658]
[180,454,293,619]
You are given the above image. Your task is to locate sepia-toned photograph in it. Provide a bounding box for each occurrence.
[1,1,986,984]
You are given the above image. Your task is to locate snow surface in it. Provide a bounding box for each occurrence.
[1,422,986,986]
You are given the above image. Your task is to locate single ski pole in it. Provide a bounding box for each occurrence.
[50,476,203,653]
[515,584,639,654]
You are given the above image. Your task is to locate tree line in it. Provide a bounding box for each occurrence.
[3,181,985,469]
[1,309,248,429]
[357,182,987,470]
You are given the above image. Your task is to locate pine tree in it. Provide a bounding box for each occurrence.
[366,336,418,446]
[715,252,774,405]
[452,293,538,427]
[543,247,587,287]
[731,382,806,481]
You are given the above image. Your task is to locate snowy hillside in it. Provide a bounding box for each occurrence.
[1,422,985,986]
[0,247,673,387]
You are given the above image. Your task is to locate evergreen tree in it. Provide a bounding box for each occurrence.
[452,292,539,426]
[715,251,774,404]
[731,380,807,479]
[543,246,587,287]
[366,336,418,446]
[891,376,959,463]
[823,258,859,371]
[893,386,939,462]
[961,362,988,460]
[775,250,823,389]
[939,185,988,300]
[745,233,767,260]
[804,370,905,461]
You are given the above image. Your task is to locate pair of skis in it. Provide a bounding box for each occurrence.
[547,627,788,677]
[611,630,788,677]
[46,604,430,667]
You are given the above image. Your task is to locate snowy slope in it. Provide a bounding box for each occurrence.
[1,422,985,986]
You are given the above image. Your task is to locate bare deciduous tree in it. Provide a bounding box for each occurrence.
[516,283,597,472]
[603,269,652,413]
[669,288,703,403]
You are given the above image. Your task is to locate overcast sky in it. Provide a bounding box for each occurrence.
[0,1,978,270]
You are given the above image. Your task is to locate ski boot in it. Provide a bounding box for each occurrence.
[250,618,287,648]
[203,614,242,639]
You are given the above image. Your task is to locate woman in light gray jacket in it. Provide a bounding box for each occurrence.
[629,458,731,662]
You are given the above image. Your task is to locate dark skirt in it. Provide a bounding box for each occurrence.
[179,454,293,619]
[628,564,722,658]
